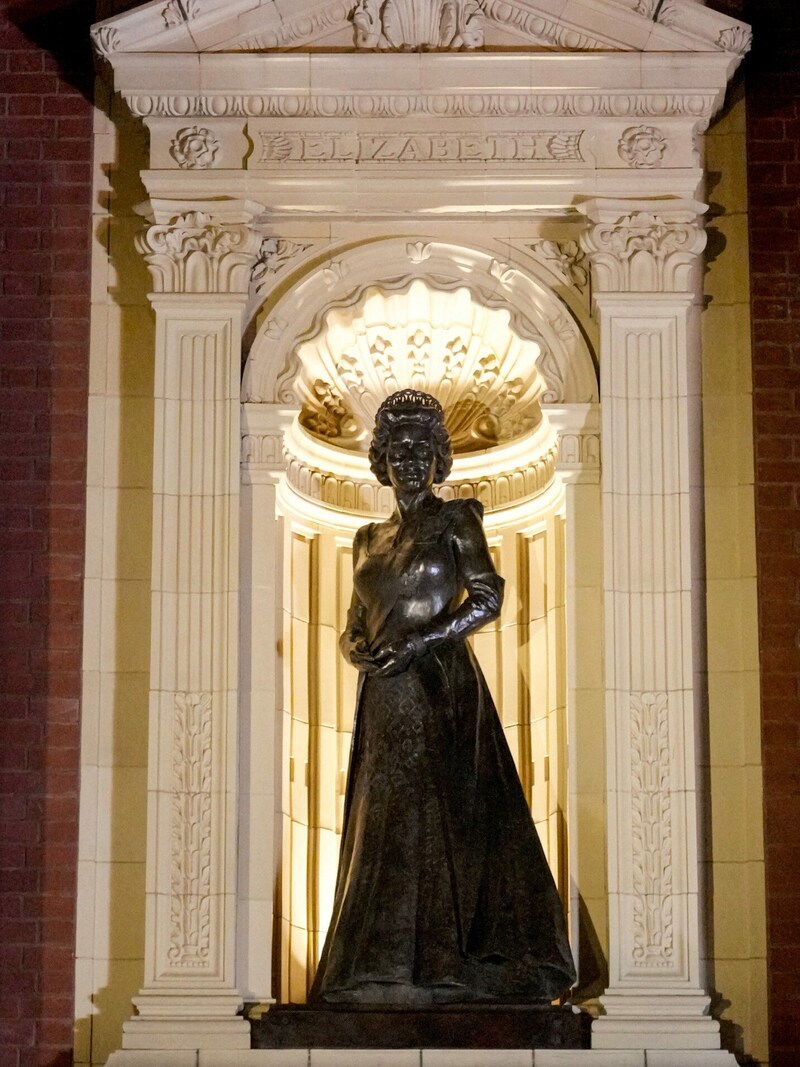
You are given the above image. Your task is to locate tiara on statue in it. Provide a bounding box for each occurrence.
[376,389,444,418]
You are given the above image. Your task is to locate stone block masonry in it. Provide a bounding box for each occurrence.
[0,2,93,1064]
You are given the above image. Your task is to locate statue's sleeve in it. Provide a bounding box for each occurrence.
[339,524,370,662]
[419,500,504,648]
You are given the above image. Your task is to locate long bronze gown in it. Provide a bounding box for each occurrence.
[310,494,576,1004]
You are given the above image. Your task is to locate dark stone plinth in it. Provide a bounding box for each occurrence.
[250,1003,592,1050]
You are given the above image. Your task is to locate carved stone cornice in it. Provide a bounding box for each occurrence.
[134,199,264,295]
[91,0,751,59]
[124,89,719,123]
[578,198,707,295]
[262,417,559,517]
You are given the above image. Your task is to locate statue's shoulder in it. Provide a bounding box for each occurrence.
[353,521,376,553]
[443,496,485,524]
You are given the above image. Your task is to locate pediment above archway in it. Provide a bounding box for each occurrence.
[93,0,751,59]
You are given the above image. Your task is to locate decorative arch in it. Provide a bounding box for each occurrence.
[241,236,598,411]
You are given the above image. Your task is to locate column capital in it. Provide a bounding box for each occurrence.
[134,198,265,296]
[578,197,708,296]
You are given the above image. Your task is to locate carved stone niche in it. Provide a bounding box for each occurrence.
[293,279,545,454]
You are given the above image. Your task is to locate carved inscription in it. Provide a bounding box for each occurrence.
[258,131,583,165]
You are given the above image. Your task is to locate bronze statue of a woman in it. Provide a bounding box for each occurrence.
[310,389,576,1005]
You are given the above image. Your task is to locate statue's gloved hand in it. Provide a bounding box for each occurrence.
[370,634,426,678]
[341,635,379,672]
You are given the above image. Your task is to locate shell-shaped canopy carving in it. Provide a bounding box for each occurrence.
[294,279,545,454]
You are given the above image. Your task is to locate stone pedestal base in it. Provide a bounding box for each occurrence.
[106,1048,741,1067]
[251,1003,591,1050]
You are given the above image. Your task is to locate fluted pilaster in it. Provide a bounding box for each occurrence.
[116,200,263,1055]
[580,198,733,1060]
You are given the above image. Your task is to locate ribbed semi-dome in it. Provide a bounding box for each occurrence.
[294,279,545,454]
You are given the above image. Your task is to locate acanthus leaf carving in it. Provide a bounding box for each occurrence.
[718,25,753,55]
[529,240,589,294]
[91,25,120,56]
[351,0,485,51]
[252,238,314,295]
[656,1,679,28]
[635,0,659,17]
[580,206,707,293]
[322,261,348,288]
[630,691,675,969]
[169,691,213,970]
[135,211,263,295]
[161,0,184,28]
[162,0,198,26]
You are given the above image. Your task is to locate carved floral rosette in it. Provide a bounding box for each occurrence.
[170,126,220,169]
[618,125,668,169]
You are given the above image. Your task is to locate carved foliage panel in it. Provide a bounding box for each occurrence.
[167,691,214,973]
[629,691,675,972]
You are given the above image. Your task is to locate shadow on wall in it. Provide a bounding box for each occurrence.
[9,0,95,100]
[574,894,608,1003]
[72,51,155,1067]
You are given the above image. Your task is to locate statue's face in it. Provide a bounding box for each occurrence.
[385,421,437,494]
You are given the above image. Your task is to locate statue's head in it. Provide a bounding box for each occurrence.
[369,389,453,487]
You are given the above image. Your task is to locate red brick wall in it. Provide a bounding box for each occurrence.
[746,2,800,1065]
[0,3,93,1064]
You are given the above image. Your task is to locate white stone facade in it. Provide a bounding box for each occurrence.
[79,1,755,1064]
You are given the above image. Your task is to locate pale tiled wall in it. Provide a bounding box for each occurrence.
[565,481,607,1001]
[75,85,153,1066]
[702,89,768,1065]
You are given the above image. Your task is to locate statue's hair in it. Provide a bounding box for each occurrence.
[369,390,453,487]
